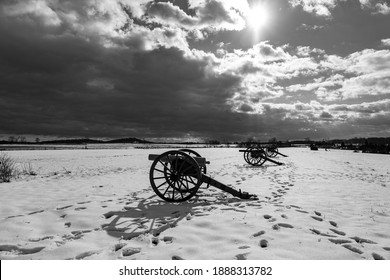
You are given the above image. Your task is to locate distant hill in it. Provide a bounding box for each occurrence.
[329,137,390,145]
[286,137,390,145]
[0,137,152,145]
[40,138,104,145]
[105,137,152,144]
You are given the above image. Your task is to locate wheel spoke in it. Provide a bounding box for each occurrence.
[178,179,189,191]
[182,176,197,186]
[177,181,185,199]
[158,160,172,174]
[178,177,190,190]
[182,176,190,190]
[171,183,175,200]
[188,175,197,184]
[154,167,170,175]
[162,185,171,197]
[156,180,168,189]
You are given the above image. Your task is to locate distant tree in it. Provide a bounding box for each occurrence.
[268,137,277,143]
[8,136,15,143]
[246,137,257,144]
[207,139,220,145]
[35,138,40,143]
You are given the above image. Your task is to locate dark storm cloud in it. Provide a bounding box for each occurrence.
[1,0,390,141]
[0,0,261,141]
[320,111,333,119]
[0,0,271,141]
[0,19,242,139]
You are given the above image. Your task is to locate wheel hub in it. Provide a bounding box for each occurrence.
[170,172,180,182]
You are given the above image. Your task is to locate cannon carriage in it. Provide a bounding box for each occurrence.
[148,149,257,202]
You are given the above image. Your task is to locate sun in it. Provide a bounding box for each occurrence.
[247,4,269,32]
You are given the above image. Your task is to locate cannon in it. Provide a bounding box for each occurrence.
[239,145,286,166]
[148,149,258,202]
[264,145,288,158]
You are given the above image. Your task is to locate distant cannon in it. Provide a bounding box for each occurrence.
[264,145,288,158]
[148,149,257,202]
[239,145,287,166]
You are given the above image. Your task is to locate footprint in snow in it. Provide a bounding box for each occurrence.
[172,255,185,260]
[343,244,363,255]
[122,248,141,257]
[253,230,265,237]
[259,239,269,248]
[350,236,377,244]
[329,228,346,236]
[0,244,45,255]
[235,253,249,260]
[372,253,385,260]
[328,239,352,245]
[311,216,323,222]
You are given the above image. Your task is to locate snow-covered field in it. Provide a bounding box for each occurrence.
[0,147,389,260]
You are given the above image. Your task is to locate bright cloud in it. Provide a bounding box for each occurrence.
[2,0,62,26]
[360,0,390,14]
[381,38,390,47]
[1,0,248,51]
[283,48,390,101]
[289,0,342,18]
[290,0,390,17]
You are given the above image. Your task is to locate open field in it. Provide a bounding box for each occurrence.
[0,147,389,260]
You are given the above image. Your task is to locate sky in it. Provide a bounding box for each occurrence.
[0,0,390,142]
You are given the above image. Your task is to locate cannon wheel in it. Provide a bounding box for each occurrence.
[179,148,206,173]
[266,146,278,158]
[149,150,202,202]
[244,147,266,166]
[243,145,257,163]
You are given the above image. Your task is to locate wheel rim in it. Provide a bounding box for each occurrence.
[243,148,251,164]
[149,151,202,202]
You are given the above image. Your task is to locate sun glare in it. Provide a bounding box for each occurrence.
[247,4,269,32]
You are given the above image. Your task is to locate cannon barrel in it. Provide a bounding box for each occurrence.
[148,154,209,167]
